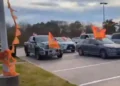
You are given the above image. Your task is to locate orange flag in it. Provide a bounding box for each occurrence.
[11,45,15,53]
[15,29,21,36]
[12,37,19,44]
[92,25,106,39]
[16,24,20,29]
[48,32,60,49]
[12,15,17,20]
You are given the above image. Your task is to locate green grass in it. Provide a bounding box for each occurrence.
[0,63,76,86]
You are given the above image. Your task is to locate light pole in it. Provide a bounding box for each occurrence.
[0,1,19,86]
[100,2,108,26]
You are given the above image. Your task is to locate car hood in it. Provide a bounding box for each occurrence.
[104,44,120,48]
[58,41,75,45]
[41,41,48,44]
[41,41,75,46]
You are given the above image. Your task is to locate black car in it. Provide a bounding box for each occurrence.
[77,38,120,59]
[24,35,63,60]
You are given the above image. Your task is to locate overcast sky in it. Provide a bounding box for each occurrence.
[3,0,120,27]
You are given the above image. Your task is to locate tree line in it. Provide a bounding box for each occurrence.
[7,20,120,46]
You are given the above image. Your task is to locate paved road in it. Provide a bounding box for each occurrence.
[17,48,120,86]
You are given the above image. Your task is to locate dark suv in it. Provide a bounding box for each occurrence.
[24,35,63,60]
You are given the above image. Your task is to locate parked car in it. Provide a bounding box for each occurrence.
[77,38,120,59]
[80,34,94,39]
[106,35,111,39]
[111,33,120,44]
[24,35,63,60]
[72,37,80,44]
[56,37,76,52]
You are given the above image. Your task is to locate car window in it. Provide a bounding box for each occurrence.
[35,36,48,42]
[97,38,114,44]
[89,39,97,45]
[83,39,90,44]
[112,34,120,39]
[80,35,89,39]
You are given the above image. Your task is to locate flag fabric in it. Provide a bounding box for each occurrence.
[16,24,20,29]
[15,29,21,36]
[92,25,106,39]
[11,45,15,53]
[12,37,19,45]
[48,32,60,49]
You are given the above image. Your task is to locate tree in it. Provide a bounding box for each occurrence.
[85,24,93,33]
[103,19,117,34]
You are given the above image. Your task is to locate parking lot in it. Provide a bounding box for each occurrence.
[17,48,120,86]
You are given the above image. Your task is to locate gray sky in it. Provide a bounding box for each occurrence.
[4,0,120,27]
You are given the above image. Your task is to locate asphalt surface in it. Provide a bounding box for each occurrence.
[17,48,120,86]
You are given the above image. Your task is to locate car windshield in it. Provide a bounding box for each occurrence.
[89,34,94,38]
[56,37,72,42]
[97,38,114,44]
[112,34,120,39]
[106,35,111,39]
[35,36,48,42]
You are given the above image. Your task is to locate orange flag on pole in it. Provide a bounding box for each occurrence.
[48,32,60,49]
[12,37,19,44]
[16,24,20,29]
[15,29,21,36]
[12,15,17,20]
[92,25,106,39]
[11,45,15,53]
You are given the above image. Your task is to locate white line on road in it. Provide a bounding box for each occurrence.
[80,75,120,86]
[53,61,116,73]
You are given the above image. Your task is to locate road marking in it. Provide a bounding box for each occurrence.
[80,75,120,86]
[53,61,116,73]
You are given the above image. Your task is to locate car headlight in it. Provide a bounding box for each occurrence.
[107,48,117,52]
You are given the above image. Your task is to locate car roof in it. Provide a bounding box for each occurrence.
[112,33,120,35]
[81,34,93,35]
[32,35,48,37]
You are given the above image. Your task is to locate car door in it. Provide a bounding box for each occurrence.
[30,37,36,54]
[28,36,36,54]
[82,39,90,54]
[89,39,100,55]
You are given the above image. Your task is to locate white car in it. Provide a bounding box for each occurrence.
[56,37,76,53]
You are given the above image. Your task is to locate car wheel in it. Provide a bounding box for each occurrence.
[35,51,40,60]
[24,47,30,57]
[78,48,84,56]
[71,50,75,53]
[26,52,30,57]
[57,53,63,58]
[100,50,107,59]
